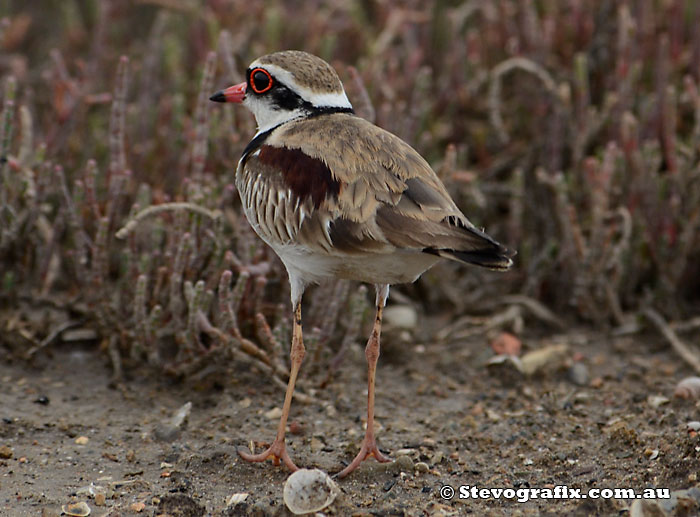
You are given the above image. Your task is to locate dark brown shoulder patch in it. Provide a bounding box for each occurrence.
[257,145,340,208]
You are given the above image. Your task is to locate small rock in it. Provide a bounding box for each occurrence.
[310,437,324,453]
[288,421,304,435]
[606,420,638,445]
[415,461,429,473]
[129,502,146,512]
[74,436,89,445]
[170,402,192,427]
[157,494,205,517]
[154,424,180,442]
[674,377,700,399]
[421,437,437,448]
[490,332,522,356]
[94,493,106,506]
[590,376,604,388]
[647,395,670,409]
[383,305,417,330]
[520,344,569,376]
[264,407,283,420]
[394,455,414,473]
[643,448,659,460]
[486,354,524,385]
[0,445,13,459]
[283,469,339,515]
[568,362,590,386]
[226,493,249,507]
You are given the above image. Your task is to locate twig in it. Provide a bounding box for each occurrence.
[644,308,700,375]
[500,295,566,329]
[25,320,82,359]
[115,202,221,239]
[671,316,700,333]
[488,57,557,144]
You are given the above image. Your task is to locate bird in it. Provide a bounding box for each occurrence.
[210,50,514,478]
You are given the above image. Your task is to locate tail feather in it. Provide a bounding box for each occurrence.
[424,244,515,271]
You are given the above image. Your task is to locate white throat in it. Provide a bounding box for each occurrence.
[244,95,306,135]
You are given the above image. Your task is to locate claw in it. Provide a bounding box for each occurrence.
[337,432,391,478]
[238,439,299,472]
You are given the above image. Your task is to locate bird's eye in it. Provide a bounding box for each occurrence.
[250,68,273,94]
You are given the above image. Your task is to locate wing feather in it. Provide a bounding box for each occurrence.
[252,114,514,267]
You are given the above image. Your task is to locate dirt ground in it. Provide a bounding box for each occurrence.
[2,321,700,516]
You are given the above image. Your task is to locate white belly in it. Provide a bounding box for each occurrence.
[272,242,440,285]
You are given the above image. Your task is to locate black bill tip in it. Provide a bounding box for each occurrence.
[209,90,226,103]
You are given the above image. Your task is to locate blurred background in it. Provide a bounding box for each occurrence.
[1,0,699,379]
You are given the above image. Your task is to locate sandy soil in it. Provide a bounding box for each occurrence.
[1,324,699,516]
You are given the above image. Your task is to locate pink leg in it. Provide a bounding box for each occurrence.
[338,285,391,478]
[238,302,304,472]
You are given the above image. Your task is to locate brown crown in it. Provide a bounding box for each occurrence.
[254,50,344,94]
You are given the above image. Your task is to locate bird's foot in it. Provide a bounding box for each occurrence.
[337,433,391,478]
[238,438,299,472]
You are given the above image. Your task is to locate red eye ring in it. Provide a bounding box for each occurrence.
[250,67,273,94]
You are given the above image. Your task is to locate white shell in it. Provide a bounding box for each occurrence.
[283,468,339,515]
[62,501,91,516]
[674,376,700,399]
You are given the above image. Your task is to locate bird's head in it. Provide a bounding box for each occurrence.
[210,50,353,133]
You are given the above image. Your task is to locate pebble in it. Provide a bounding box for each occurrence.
[590,376,604,388]
[643,448,659,460]
[154,402,192,442]
[394,455,414,473]
[288,421,304,435]
[75,436,89,445]
[264,407,283,420]
[383,305,417,330]
[0,445,13,459]
[414,461,429,473]
[520,344,569,375]
[154,424,180,442]
[226,493,249,506]
[485,354,524,385]
[490,332,522,356]
[170,402,192,428]
[647,395,670,409]
[129,502,146,512]
[310,437,324,453]
[567,362,590,386]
